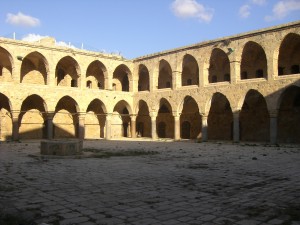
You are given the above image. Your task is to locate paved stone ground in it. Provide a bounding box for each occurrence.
[0,139,299,225]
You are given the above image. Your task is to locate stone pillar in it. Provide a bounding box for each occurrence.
[270,112,278,144]
[11,110,19,141]
[78,113,86,140]
[174,115,180,141]
[172,71,181,90]
[230,61,241,84]
[150,114,157,140]
[131,115,137,138]
[201,115,208,142]
[106,114,112,140]
[233,112,240,143]
[46,112,54,139]
[267,55,277,81]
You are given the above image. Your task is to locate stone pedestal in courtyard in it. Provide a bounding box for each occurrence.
[41,140,83,156]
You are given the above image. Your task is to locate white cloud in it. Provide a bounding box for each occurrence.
[56,41,76,49]
[239,4,251,18]
[265,0,300,21]
[171,0,214,22]
[22,33,47,42]
[251,0,267,5]
[6,12,40,27]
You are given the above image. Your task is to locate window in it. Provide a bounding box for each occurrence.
[166,82,171,88]
[241,71,248,79]
[138,85,141,91]
[224,74,230,81]
[187,79,192,85]
[256,69,263,78]
[291,65,300,74]
[71,79,77,87]
[86,81,92,88]
[98,82,102,89]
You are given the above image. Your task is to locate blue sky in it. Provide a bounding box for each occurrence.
[1,0,300,59]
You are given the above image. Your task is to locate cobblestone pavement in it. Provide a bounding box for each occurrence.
[0,139,299,225]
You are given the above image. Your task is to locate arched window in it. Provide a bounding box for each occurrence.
[256,69,264,78]
[291,65,300,74]
[86,81,92,88]
[241,71,248,80]
[71,79,77,87]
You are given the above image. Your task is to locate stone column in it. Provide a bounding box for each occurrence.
[201,115,208,142]
[131,115,137,138]
[172,71,181,90]
[46,112,54,139]
[233,112,240,143]
[78,113,86,140]
[150,113,157,140]
[106,114,112,140]
[11,110,20,141]
[270,112,278,144]
[174,115,180,141]
[230,61,241,85]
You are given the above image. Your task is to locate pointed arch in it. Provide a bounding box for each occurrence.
[157,98,174,138]
[112,100,132,138]
[158,59,172,89]
[179,96,201,139]
[0,47,13,82]
[0,93,12,140]
[86,60,107,90]
[208,92,233,140]
[278,85,300,143]
[56,56,81,87]
[85,99,107,139]
[136,100,151,137]
[208,48,230,83]
[113,64,132,92]
[240,90,269,142]
[240,41,268,80]
[181,54,199,86]
[138,64,150,91]
[20,51,49,85]
[278,33,300,76]
[19,94,48,139]
[53,96,79,138]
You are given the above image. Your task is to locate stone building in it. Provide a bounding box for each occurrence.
[0,21,300,144]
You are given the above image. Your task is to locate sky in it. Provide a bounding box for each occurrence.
[0,0,300,59]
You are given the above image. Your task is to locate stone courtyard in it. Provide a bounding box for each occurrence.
[0,140,299,225]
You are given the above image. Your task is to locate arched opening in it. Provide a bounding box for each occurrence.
[182,54,199,86]
[208,93,233,140]
[278,33,300,76]
[240,42,267,80]
[158,60,172,89]
[180,96,202,139]
[278,86,300,143]
[0,93,12,140]
[157,98,174,138]
[113,64,131,92]
[240,90,269,142]
[136,100,151,137]
[0,47,13,82]
[19,95,47,139]
[86,60,106,90]
[208,49,230,83]
[85,99,106,139]
[138,64,150,91]
[20,52,48,85]
[56,56,80,87]
[181,121,191,139]
[112,100,132,138]
[53,96,79,138]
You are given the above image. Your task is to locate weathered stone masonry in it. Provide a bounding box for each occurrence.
[0,21,300,143]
